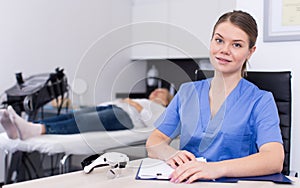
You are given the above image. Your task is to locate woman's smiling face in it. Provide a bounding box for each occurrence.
[209,21,256,77]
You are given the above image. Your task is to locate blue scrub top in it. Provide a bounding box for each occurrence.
[155,78,283,162]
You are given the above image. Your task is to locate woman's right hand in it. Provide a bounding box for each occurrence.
[146,130,196,168]
[166,150,196,168]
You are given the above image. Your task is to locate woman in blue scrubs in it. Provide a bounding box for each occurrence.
[146,10,284,183]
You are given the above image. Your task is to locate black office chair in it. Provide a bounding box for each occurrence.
[195,70,292,175]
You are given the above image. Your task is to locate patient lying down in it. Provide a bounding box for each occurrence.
[0,88,173,140]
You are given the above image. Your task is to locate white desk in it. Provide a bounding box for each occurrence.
[3,159,300,188]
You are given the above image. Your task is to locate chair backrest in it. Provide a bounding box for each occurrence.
[195,70,292,175]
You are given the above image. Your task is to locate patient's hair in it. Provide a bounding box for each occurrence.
[166,91,174,105]
[149,88,174,106]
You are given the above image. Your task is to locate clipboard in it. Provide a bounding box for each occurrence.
[135,158,293,184]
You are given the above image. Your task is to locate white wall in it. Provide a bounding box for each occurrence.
[0,0,134,183]
[0,0,139,104]
[236,0,300,174]
[0,0,299,183]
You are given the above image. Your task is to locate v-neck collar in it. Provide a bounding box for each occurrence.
[202,78,243,124]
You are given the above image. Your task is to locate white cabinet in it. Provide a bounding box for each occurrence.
[131,0,236,59]
[131,0,169,59]
[167,0,215,58]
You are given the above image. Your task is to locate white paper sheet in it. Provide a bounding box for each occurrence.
[137,157,207,180]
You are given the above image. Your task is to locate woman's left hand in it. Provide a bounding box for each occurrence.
[169,160,223,184]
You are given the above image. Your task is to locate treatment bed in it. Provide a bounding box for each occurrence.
[0,126,153,183]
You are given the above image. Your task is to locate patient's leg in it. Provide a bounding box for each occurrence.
[36,113,74,124]
[7,106,43,140]
[0,109,19,139]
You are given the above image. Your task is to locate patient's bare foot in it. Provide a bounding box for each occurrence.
[7,106,42,140]
[0,109,19,139]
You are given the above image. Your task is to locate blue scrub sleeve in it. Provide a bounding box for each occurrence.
[254,92,283,148]
[154,91,181,139]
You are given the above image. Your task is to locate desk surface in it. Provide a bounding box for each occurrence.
[3,159,300,188]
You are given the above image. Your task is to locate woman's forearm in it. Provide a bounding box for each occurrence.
[216,142,284,177]
[146,129,177,161]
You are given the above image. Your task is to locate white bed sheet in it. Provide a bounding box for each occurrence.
[0,127,154,155]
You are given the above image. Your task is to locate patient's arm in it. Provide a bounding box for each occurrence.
[122,98,143,112]
[146,129,196,168]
